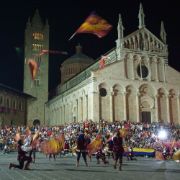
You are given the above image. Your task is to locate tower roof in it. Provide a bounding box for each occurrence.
[31,9,43,27]
[62,44,94,65]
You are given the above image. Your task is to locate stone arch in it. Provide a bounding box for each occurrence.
[138,84,155,123]
[126,85,137,122]
[139,83,155,97]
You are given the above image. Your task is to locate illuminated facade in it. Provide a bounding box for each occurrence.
[46,4,180,126]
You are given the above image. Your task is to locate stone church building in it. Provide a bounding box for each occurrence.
[23,4,180,126]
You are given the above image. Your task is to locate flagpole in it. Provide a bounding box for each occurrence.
[69,32,77,41]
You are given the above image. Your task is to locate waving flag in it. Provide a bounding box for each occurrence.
[87,134,103,155]
[69,12,112,40]
[28,59,38,80]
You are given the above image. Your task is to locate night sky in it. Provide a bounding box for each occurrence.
[0,0,179,92]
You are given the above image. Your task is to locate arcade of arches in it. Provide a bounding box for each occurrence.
[48,83,179,125]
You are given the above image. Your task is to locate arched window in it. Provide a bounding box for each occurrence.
[99,88,107,97]
[137,64,149,79]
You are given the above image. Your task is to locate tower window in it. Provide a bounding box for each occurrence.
[33,33,44,40]
[32,44,43,51]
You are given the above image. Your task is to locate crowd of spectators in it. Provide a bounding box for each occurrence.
[0,120,179,155]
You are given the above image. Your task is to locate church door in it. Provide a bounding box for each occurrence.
[33,119,40,126]
[141,111,151,123]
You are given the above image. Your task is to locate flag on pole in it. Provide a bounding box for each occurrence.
[69,12,112,40]
[99,55,109,69]
[99,55,110,69]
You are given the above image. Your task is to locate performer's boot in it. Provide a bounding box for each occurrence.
[9,163,20,169]
[24,162,30,170]
[85,161,88,167]
[97,159,100,164]
[76,161,79,167]
[113,162,117,169]
[9,163,14,169]
[119,163,122,171]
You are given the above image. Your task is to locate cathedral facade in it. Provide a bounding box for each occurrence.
[23,5,180,126]
[46,4,180,126]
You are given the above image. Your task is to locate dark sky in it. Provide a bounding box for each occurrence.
[0,0,179,92]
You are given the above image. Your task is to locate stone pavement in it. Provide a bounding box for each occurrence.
[0,152,179,180]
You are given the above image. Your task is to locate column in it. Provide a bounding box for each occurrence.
[163,62,166,82]
[127,54,134,80]
[66,104,69,123]
[122,91,127,121]
[90,91,99,123]
[147,34,150,51]
[109,92,113,122]
[142,32,145,50]
[154,95,159,122]
[132,37,135,49]
[70,102,73,122]
[136,92,140,122]
[80,97,83,122]
[86,95,88,119]
[177,95,180,124]
[60,107,62,125]
[146,58,151,81]
[64,104,67,123]
[154,59,159,81]
[166,95,170,123]
[132,56,135,80]
[76,99,78,122]
[137,34,140,50]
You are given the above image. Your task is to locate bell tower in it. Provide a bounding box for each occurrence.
[23,9,49,126]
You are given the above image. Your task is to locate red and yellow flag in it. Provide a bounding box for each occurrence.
[87,134,103,155]
[70,12,112,40]
[28,59,38,80]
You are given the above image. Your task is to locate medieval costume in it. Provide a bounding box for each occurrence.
[113,131,124,171]
[76,132,88,167]
[9,139,32,170]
